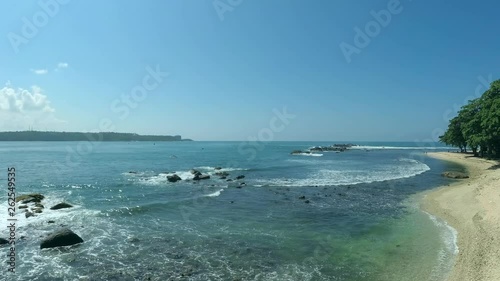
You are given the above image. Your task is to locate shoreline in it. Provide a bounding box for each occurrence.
[421,152,500,281]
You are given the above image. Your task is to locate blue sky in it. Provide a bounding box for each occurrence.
[1,0,499,141]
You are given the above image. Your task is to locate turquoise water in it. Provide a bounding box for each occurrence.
[0,141,459,280]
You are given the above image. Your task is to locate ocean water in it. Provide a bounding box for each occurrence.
[0,141,462,281]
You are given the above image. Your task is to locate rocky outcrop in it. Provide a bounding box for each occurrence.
[40,228,84,249]
[193,174,210,180]
[167,174,182,183]
[16,194,44,204]
[442,171,469,179]
[190,169,202,176]
[50,203,73,210]
[215,171,229,177]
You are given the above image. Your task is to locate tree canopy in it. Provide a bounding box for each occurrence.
[440,79,500,158]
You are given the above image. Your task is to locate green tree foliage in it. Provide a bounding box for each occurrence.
[440,79,500,158]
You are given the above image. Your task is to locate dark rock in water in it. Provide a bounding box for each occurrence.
[16,193,44,203]
[226,179,233,182]
[167,174,182,183]
[190,169,202,176]
[19,205,28,209]
[236,175,245,180]
[35,203,44,208]
[25,211,35,218]
[128,171,137,174]
[48,221,55,224]
[305,200,310,204]
[0,238,8,245]
[298,196,306,200]
[33,208,43,214]
[220,176,227,180]
[40,228,84,249]
[193,174,210,180]
[215,171,230,177]
[214,167,222,170]
[50,203,73,210]
[442,171,469,179]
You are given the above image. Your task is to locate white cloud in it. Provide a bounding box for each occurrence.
[31,69,48,75]
[0,83,65,131]
[0,84,55,113]
[57,62,69,69]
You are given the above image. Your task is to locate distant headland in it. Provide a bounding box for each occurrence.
[0,131,193,142]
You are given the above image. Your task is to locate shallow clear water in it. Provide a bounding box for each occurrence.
[0,141,461,280]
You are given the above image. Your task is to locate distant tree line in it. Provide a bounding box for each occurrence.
[0,131,189,142]
[440,79,500,158]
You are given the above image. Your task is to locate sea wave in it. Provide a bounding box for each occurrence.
[254,158,430,187]
[351,146,452,150]
[291,153,323,157]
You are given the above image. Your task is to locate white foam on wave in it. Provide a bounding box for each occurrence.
[351,145,452,150]
[291,153,323,157]
[195,166,248,171]
[204,189,224,197]
[255,158,431,187]
[421,209,459,280]
[133,166,248,186]
[0,191,138,280]
[423,210,459,255]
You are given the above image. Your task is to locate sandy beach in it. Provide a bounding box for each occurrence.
[422,152,500,281]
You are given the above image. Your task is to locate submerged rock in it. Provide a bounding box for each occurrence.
[215,171,229,177]
[442,171,469,179]
[25,211,35,218]
[214,167,222,170]
[236,175,245,180]
[190,169,202,176]
[16,193,45,203]
[0,238,8,245]
[50,203,73,210]
[18,205,28,209]
[193,174,210,180]
[167,174,182,183]
[40,228,84,249]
